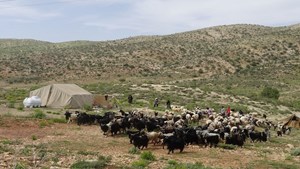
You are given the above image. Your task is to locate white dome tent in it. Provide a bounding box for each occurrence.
[23,96,42,108]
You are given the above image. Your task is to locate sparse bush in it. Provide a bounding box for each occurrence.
[39,121,49,128]
[52,112,61,115]
[217,143,236,150]
[21,147,31,156]
[70,155,110,169]
[83,104,93,111]
[49,118,66,123]
[15,163,27,169]
[119,78,126,82]
[128,147,140,154]
[261,87,280,100]
[267,161,299,169]
[70,160,106,169]
[1,140,13,145]
[1,139,21,145]
[32,135,37,140]
[7,101,15,108]
[31,109,46,119]
[77,150,98,156]
[164,161,213,169]
[291,148,300,156]
[140,151,155,161]
[131,159,149,169]
[0,144,12,153]
[168,160,178,165]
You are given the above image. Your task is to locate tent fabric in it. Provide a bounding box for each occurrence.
[281,114,300,128]
[30,84,94,109]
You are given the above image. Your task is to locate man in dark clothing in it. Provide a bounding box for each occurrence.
[128,95,133,104]
[166,100,171,109]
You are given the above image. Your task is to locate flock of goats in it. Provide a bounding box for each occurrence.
[64,106,291,154]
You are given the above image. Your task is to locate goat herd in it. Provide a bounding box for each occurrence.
[64,108,291,154]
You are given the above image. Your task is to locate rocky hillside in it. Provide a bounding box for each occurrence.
[0,24,300,84]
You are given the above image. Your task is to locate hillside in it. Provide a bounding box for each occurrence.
[0,24,299,84]
[1,24,300,115]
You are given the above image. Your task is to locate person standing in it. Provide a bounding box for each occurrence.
[154,98,159,107]
[128,94,133,104]
[166,100,171,109]
[220,106,225,116]
[226,106,231,117]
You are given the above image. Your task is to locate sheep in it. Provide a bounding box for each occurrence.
[174,119,185,127]
[146,131,163,145]
[191,113,199,122]
[164,120,174,126]
[172,105,185,113]
[205,119,212,125]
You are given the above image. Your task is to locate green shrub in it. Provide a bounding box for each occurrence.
[17,105,24,111]
[49,118,66,123]
[291,148,300,156]
[119,78,126,82]
[7,101,15,108]
[164,162,213,169]
[167,160,178,165]
[70,156,110,169]
[261,87,280,100]
[140,151,156,161]
[1,139,21,145]
[218,143,236,150]
[267,161,299,169]
[32,135,37,140]
[128,147,141,154]
[1,140,13,145]
[52,112,61,115]
[70,160,106,169]
[83,104,93,111]
[0,144,12,153]
[77,150,98,156]
[15,163,27,169]
[131,159,149,169]
[31,109,46,119]
[39,121,49,128]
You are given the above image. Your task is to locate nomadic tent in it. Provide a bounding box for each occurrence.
[281,114,300,128]
[30,84,94,109]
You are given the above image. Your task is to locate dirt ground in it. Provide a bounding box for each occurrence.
[0,107,299,169]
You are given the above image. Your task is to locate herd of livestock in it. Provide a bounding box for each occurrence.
[64,107,291,154]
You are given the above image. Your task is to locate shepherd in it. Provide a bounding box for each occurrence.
[226,106,231,116]
[166,100,171,109]
[154,98,159,107]
[128,94,133,104]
